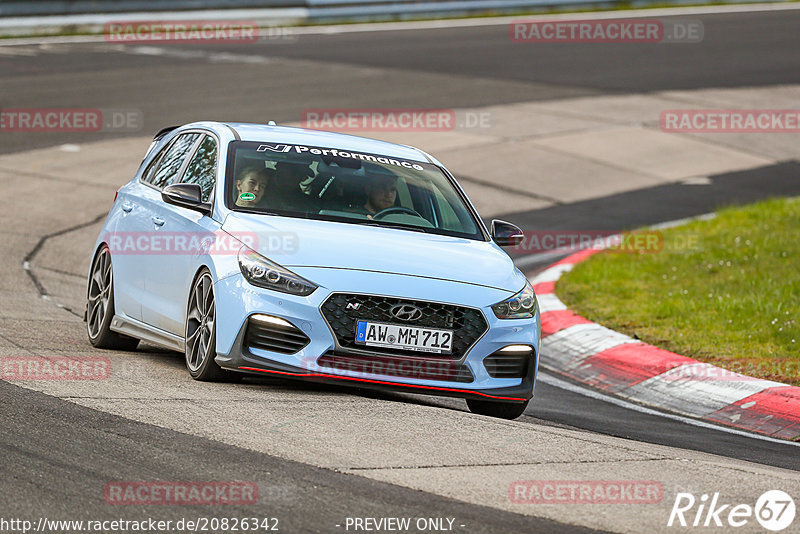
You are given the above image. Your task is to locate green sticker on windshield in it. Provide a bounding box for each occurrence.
[239,192,256,201]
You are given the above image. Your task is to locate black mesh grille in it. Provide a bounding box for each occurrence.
[320,293,488,360]
[483,350,533,378]
[318,351,474,383]
[245,317,310,355]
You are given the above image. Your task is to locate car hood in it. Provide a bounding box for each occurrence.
[221,212,525,293]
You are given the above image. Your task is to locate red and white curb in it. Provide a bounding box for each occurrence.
[531,249,800,441]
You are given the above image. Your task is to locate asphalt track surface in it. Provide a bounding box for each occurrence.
[1,7,799,532]
[2,9,800,155]
[0,379,596,533]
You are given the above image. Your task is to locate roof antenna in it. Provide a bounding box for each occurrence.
[267,120,277,126]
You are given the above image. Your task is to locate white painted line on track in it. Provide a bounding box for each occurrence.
[649,212,716,230]
[537,370,800,448]
[117,45,274,64]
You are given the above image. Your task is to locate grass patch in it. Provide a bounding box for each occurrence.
[557,197,800,386]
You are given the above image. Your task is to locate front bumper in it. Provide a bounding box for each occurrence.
[213,271,539,402]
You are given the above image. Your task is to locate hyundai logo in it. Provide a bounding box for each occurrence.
[390,304,422,322]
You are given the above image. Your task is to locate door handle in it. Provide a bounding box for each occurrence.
[152,216,166,227]
[121,202,134,213]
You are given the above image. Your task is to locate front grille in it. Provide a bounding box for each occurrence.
[483,350,533,378]
[245,316,310,354]
[320,293,488,360]
[317,351,474,383]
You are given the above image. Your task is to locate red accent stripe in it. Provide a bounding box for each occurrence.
[541,310,592,337]
[237,367,527,401]
[705,386,800,440]
[571,344,696,393]
[532,281,556,294]
[553,248,601,266]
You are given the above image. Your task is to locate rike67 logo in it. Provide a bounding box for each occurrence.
[668,490,795,531]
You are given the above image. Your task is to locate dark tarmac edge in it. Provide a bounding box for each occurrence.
[0,379,605,533]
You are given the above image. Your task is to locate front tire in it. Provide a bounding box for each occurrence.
[185,270,231,381]
[466,398,529,419]
[86,246,139,351]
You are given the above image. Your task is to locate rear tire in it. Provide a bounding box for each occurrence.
[466,398,529,419]
[185,270,234,381]
[86,246,139,351]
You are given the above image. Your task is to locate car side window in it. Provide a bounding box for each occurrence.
[149,133,201,189]
[181,135,217,202]
[141,143,168,185]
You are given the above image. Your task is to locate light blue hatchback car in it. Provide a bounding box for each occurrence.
[86,122,540,418]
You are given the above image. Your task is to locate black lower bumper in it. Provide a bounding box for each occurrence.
[215,321,534,403]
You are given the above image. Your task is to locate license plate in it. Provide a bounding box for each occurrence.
[355,321,453,354]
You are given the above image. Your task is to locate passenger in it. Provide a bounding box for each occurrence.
[363,174,398,218]
[234,167,271,208]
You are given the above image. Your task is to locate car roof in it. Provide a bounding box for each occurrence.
[214,122,434,164]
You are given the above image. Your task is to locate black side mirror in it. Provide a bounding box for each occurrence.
[161,183,211,215]
[491,219,524,247]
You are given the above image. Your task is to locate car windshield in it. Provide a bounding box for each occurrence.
[225,141,484,240]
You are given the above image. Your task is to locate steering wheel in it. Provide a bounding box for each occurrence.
[372,206,424,220]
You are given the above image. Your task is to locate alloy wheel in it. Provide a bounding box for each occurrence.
[186,272,215,372]
[87,248,112,340]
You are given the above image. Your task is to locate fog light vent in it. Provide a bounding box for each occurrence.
[245,314,310,355]
[484,346,534,378]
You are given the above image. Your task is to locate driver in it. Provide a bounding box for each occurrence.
[363,174,398,219]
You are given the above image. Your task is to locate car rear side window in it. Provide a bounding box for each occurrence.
[149,133,201,189]
[141,144,167,185]
[181,135,217,202]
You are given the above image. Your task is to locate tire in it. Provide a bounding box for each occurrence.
[466,398,530,419]
[184,270,234,381]
[86,246,139,351]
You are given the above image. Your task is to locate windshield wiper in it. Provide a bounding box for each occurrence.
[355,220,430,233]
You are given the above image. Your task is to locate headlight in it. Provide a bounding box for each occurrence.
[492,281,537,319]
[238,248,317,296]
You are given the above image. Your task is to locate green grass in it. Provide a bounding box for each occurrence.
[557,197,800,386]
